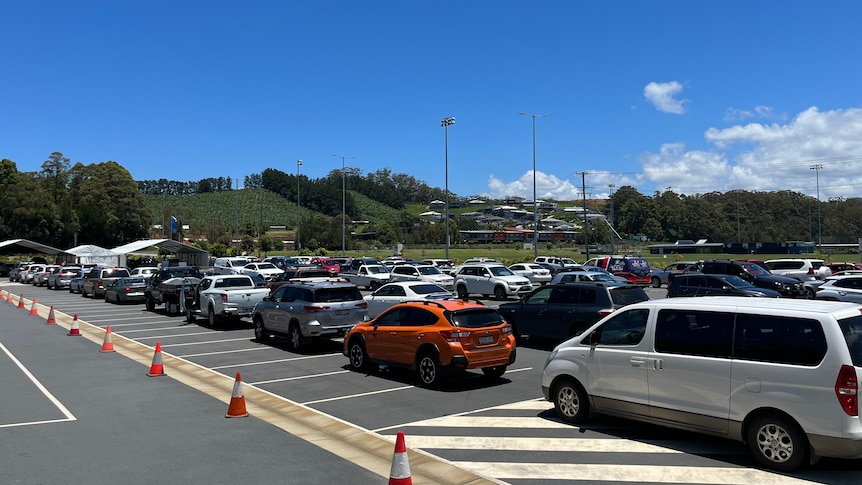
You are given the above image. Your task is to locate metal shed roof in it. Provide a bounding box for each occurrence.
[111,238,207,255]
[0,238,66,255]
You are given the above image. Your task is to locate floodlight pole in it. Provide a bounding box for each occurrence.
[519,112,547,260]
[296,159,302,251]
[441,117,455,260]
[332,154,354,256]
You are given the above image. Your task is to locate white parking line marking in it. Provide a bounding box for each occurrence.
[158,337,252,347]
[209,353,342,368]
[251,370,350,385]
[451,462,812,484]
[0,342,76,428]
[179,347,272,358]
[121,329,216,336]
[302,385,415,405]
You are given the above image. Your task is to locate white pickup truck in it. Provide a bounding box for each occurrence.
[338,264,390,290]
[184,274,270,328]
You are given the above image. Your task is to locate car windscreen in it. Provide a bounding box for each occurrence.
[449,309,505,328]
[417,266,441,275]
[313,287,362,302]
[408,284,449,295]
[609,286,650,306]
[104,269,130,278]
[166,268,202,278]
[489,266,514,276]
[719,275,754,288]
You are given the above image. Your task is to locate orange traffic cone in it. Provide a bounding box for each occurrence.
[68,314,81,336]
[5,290,12,304]
[388,431,412,485]
[29,299,39,316]
[100,326,115,353]
[225,372,249,418]
[46,306,57,325]
[17,294,25,309]
[147,342,166,376]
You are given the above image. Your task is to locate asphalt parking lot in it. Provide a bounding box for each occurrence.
[4,282,861,485]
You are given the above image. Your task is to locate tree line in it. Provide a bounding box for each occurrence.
[2,151,860,254]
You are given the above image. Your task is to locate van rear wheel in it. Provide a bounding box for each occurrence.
[746,414,808,472]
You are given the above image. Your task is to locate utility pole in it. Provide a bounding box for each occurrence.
[810,164,823,253]
[608,184,615,255]
[577,171,589,260]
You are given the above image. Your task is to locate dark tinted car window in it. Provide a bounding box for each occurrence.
[313,287,362,303]
[736,314,827,366]
[655,310,733,358]
[578,288,597,305]
[450,309,505,329]
[608,286,649,306]
[591,309,648,346]
[839,315,862,366]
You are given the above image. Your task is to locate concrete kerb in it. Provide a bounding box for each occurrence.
[39,305,504,485]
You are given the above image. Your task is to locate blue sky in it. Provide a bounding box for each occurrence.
[3,1,861,201]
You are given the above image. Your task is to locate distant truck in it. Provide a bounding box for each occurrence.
[338,264,390,290]
[184,274,270,328]
[145,266,203,315]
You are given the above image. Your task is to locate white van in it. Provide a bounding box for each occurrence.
[212,257,251,275]
[542,297,862,471]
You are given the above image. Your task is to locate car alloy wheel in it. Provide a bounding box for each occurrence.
[253,318,266,342]
[456,285,468,299]
[348,340,368,371]
[417,354,440,387]
[288,324,302,351]
[207,305,217,328]
[494,286,507,301]
[553,377,589,424]
[747,414,807,471]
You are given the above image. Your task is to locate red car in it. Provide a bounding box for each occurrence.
[311,257,341,275]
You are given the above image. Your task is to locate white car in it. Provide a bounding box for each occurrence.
[363,282,453,318]
[388,264,455,289]
[815,274,862,303]
[239,262,284,280]
[765,258,832,281]
[454,263,532,300]
[130,267,160,279]
[508,263,552,285]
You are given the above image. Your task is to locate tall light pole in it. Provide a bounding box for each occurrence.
[441,117,455,260]
[296,159,302,252]
[519,112,547,260]
[332,154,354,256]
[810,164,823,253]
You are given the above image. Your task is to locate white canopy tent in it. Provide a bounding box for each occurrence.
[64,244,120,266]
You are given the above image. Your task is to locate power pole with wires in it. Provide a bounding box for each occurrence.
[577,171,590,261]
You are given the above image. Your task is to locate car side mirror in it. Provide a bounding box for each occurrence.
[262,296,270,302]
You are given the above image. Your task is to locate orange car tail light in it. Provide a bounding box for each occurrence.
[440,330,471,342]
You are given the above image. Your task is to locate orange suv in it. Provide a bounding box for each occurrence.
[343,299,516,387]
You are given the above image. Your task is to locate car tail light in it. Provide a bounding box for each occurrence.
[808,267,814,275]
[355,302,368,308]
[220,294,228,303]
[440,330,471,342]
[97,279,103,286]
[835,365,858,416]
[501,324,512,335]
[598,309,615,317]
[304,305,330,312]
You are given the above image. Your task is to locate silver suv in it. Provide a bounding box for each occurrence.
[454,263,532,300]
[252,281,367,351]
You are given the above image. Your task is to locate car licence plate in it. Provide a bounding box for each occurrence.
[478,336,495,345]
[335,309,349,315]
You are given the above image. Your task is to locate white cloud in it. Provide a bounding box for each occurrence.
[487,171,581,201]
[723,105,781,122]
[484,106,862,201]
[645,106,862,198]
[644,81,687,114]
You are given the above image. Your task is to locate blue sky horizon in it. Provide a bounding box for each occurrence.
[3,1,861,201]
